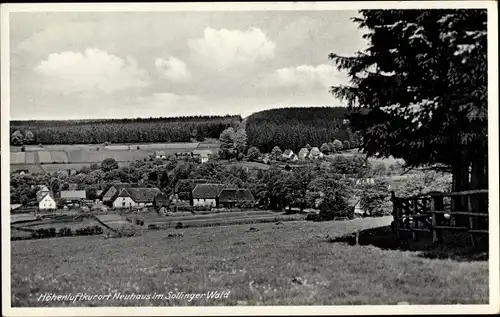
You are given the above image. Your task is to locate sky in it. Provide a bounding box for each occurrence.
[9,10,368,120]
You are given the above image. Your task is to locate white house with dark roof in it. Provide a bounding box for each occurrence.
[112,187,163,209]
[282,149,296,160]
[191,184,227,207]
[38,192,57,211]
[155,151,168,159]
[309,147,324,159]
[298,148,310,160]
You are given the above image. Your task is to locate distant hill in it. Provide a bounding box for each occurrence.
[10,115,242,145]
[245,107,360,153]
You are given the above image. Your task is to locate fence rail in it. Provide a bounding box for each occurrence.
[391,189,488,246]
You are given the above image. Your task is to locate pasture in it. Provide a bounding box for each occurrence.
[9,141,221,173]
[11,216,488,307]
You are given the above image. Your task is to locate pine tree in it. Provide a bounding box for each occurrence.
[330,9,487,191]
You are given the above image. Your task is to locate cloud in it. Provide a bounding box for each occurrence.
[35,48,150,94]
[136,92,201,106]
[256,64,349,89]
[155,57,190,82]
[188,27,276,71]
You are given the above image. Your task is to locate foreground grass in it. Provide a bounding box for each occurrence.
[11,217,488,306]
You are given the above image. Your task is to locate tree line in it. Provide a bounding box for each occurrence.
[10,115,242,145]
[245,107,361,153]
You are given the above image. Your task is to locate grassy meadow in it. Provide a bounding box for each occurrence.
[11,216,488,307]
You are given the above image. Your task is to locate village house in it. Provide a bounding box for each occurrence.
[101,183,137,206]
[199,152,210,163]
[298,148,310,160]
[59,190,87,207]
[112,187,163,209]
[191,184,227,207]
[309,147,324,159]
[37,192,57,211]
[35,185,51,202]
[174,179,209,195]
[217,188,255,208]
[282,149,295,160]
[155,151,168,160]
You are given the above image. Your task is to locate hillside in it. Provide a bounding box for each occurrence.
[10,115,242,145]
[245,107,360,152]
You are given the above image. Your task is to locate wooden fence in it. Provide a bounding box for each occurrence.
[391,189,488,246]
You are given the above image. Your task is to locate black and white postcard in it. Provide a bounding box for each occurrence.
[1,1,498,316]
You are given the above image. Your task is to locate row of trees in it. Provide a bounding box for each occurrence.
[245,107,362,153]
[10,116,242,145]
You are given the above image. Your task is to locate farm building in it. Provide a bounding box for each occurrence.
[191,184,227,207]
[10,204,22,212]
[112,187,163,209]
[217,188,255,208]
[101,183,137,206]
[155,151,168,159]
[174,179,209,194]
[60,190,87,202]
[309,147,324,159]
[199,152,210,163]
[192,149,214,163]
[37,192,57,211]
[298,148,309,160]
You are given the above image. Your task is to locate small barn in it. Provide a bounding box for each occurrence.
[217,188,255,208]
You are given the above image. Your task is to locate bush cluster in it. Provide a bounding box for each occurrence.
[75,225,103,236]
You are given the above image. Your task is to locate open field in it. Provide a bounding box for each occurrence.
[10,141,221,174]
[10,210,306,235]
[11,216,488,306]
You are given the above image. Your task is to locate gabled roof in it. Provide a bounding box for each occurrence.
[192,183,227,199]
[117,187,163,203]
[218,188,255,203]
[283,149,294,156]
[60,190,87,200]
[309,147,323,156]
[102,183,136,199]
[174,179,209,193]
[37,192,55,203]
[37,185,50,192]
[298,148,309,154]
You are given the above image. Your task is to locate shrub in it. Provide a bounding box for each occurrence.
[76,225,103,236]
[175,222,184,229]
[32,228,57,239]
[359,178,392,216]
[148,224,160,230]
[58,227,72,237]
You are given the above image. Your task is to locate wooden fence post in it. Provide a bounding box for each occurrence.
[430,197,439,244]
[412,198,418,241]
[391,191,400,240]
[467,195,476,247]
